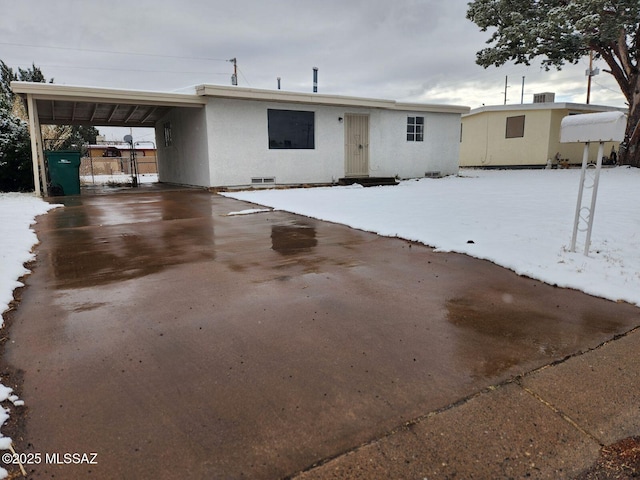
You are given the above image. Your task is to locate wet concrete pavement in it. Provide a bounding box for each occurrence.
[3,187,640,479]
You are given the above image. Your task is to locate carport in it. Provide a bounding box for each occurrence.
[10,81,206,196]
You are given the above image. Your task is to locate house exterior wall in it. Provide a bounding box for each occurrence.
[461,105,624,168]
[155,107,210,187]
[205,98,347,186]
[371,110,461,178]
[460,109,552,167]
[204,98,462,188]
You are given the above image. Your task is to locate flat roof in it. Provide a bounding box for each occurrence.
[10,81,469,127]
[465,102,628,117]
[11,82,205,127]
[196,84,470,114]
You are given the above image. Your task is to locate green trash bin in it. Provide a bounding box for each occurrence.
[46,150,82,196]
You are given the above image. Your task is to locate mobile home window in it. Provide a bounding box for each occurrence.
[407,116,424,141]
[268,109,315,149]
[505,115,525,138]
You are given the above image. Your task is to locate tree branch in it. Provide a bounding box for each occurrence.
[615,28,634,78]
[635,23,640,66]
[598,46,633,102]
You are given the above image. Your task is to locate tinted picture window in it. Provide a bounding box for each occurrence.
[268,109,315,149]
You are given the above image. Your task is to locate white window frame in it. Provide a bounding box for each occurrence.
[407,116,424,142]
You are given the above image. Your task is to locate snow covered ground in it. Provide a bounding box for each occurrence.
[0,193,59,477]
[0,194,60,319]
[1,167,640,475]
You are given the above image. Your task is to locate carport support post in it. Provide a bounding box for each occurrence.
[26,94,47,197]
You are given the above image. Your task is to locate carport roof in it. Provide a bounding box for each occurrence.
[10,81,206,127]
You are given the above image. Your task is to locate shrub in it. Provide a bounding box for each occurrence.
[0,109,33,192]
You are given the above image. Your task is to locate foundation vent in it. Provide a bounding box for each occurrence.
[251,177,276,185]
[424,171,441,178]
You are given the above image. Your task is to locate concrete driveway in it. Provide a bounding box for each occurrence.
[3,187,639,479]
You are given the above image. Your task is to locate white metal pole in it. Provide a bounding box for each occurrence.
[26,94,43,196]
[583,142,605,256]
[570,142,590,252]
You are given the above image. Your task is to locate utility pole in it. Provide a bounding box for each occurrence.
[313,67,318,93]
[585,50,599,104]
[229,57,238,86]
[521,76,525,104]
[503,76,509,105]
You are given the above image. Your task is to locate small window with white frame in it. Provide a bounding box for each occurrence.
[407,116,424,142]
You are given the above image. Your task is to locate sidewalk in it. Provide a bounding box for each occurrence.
[295,327,640,479]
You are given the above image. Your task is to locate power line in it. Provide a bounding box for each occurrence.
[592,79,625,96]
[236,65,251,87]
[0,41,228,62]
[36,63,229,75]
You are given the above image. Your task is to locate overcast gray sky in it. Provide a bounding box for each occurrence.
[2,0,626,132]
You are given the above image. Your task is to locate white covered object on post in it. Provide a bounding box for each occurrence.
[560,111,626,143]
[560,111,627,256]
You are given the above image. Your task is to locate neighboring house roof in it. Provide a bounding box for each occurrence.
[464,102,627,118]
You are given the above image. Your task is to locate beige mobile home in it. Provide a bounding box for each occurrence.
[460,101,626,168]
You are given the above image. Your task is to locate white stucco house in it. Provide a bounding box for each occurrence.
[157,85,469,188]
[11,81,469,194]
